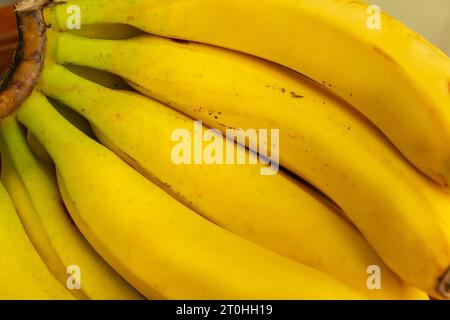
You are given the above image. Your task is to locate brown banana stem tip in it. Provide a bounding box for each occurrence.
[437,267,450,299]
[0,0,49,118]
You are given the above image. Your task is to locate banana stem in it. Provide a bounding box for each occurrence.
[0,0,48,118]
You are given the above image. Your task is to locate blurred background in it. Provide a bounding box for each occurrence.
[0,0,449,72]
[371,0,450,54]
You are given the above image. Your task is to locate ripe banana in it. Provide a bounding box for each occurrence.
[27,65,125,163]
[0,180,73,299]
[64,65,131,90]
[27,62,128,162]
[27,96,96,163]
[49,32,450,298]
[51,97,96,139]
[0,116,144,300]
[16,89,367,300]
[45,0,450,188]
[28,130,52,163]
[39,61,427,300]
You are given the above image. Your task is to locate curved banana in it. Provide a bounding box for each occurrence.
[39,62,428,299]
[27,76,122,162]
[0,116,144,300]
[27,64,128,161]
[45,0,450,188]
[0,180,73,300]
[27,97,95,163]
[28,130,52,163]
[48,32,450,298]
[49,2,141,41]
[17,90,366,300]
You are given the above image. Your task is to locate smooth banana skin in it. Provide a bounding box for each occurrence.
[26,29,126,162]
[50,33,450,298]
[0,117,144,300]
[45,0,450,188]
[17,90,367,300]
[39,63,427,300]
[27,66,126,162]
[64,65,131,91]
[27,97,96,163]
[43,2,141,41]
[28,130,52,163]
[0,181,73,300]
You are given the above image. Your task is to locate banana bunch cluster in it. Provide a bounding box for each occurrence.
[0,0,449,300]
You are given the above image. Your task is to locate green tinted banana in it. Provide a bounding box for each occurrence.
[27,64,129,162]
[0,180,73,299]
[0,116,144,300]
[28,130,52,163]
[27,97,95,163]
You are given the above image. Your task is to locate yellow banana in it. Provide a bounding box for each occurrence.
[17,89,366,300]
[28,130,52,163]
[27,97,95,163]
[0,180,73,299]
[45,0,450,188]
[0,116,144,300]
[65,65,131,90]
[51,1,141,41]
[49,32,450,298]
[39,61,427,299]
[51,98,96,139]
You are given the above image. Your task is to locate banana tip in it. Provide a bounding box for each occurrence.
[437,267,450,299]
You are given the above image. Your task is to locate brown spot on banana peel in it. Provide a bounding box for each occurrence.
[2,0,449,299]
[0,0,47,119]
[290,91,304,99]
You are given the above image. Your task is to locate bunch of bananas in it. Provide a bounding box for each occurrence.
[0,0,449,300]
